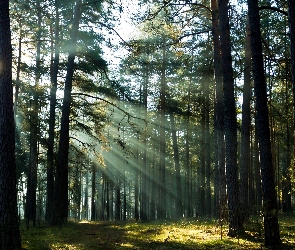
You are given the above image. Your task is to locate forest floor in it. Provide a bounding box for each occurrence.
[21,213,295,250]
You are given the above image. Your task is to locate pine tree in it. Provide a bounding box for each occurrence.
[247,0,281,246]
[0,0,22,248]
[218,0,243,236]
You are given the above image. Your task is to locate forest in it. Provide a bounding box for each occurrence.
[0,0,295,249]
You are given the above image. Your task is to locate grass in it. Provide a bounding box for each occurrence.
[21,213,295,249]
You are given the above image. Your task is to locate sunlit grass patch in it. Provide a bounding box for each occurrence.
[21,214,295,249]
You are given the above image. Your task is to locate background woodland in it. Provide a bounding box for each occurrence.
[2,0,295,248]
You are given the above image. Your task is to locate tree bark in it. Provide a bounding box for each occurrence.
[185,83,192,217]
[46,2,60,223]
[0,1,22,248]
[205,77,211,217]
[84,166,89,220]
[53,0,82,225]
[25,0,42,228]
[158,41,167,219]
[288,0,295,213]
[218,0,243,236]
[91,163,96,221]
[140,57,148,221]
[170,111,182,218]
[200,94,206,216]
[240,19,252,223]
[211,0,226,220]
[254,124,262,214]
[14,18,22,119]
[247,0,281,246]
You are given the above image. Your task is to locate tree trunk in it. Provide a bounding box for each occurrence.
[247,0,281,246]
[115,174,121,221]
[185,83,192,217]
[53,0,82,225]
[218,0,243,236]
[240,19,252,223]
[205,78,211,217]
[14,18,22,119]
[200,98,206,217]
[150,138,157,220]
[158,42,167,219]
[134,142,139,220]
[170,111,182,218]
[91,163,96,221]
[123,168,127,221]
[0,1,22,248]
[288,0,295,213]
[254,123,262,215]
[25,0,42,228]
[140,58,148,221]
[84,167,89,220]
[211,0,226,220]
[46,2,60,223]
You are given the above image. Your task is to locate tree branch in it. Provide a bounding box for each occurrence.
[259,6,288,16]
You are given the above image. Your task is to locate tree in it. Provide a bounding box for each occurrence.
[239,19,252,222]
[169,110,182,218]
[289,1,295,210]
[25,0,42,228]
[211,0,226,221]
[247,0,281,246]
[218,0,243,236]
[289,0,295,105]
[53,0,82,225]
[0,0,22,248]
[46,0,60,222]
[158,41,167,219]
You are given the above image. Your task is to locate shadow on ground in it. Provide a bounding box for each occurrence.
[21,216,295,250]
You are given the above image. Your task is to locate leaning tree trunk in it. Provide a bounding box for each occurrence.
[247,0,281,246]
[53,0,82,225]
[218,0,243,236]
[0,1,22,248]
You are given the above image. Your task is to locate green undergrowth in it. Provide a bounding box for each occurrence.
[21,213,295,249]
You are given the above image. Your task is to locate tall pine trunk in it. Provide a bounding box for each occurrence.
[14,18,22,119]
[91,163,96,221]
[53,0,82,225]
[158,42,167,219]
[218,0,243,236]
[0,1,22,248]
[288,0,295,213]
[46,3,60,223]
[205,78,211,217]
[247,0,281,246]
[140,57,148,221]
[240,19,252,223]
[25,0,42,228]
[211,0,226,220]
[185,83,192,217]
[170,111,182,218]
